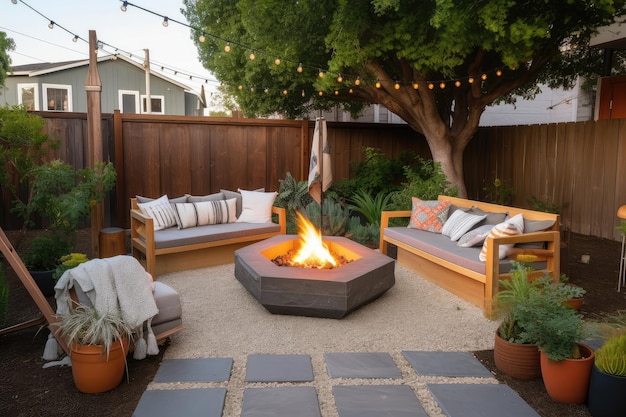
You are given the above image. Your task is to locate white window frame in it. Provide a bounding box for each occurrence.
[140,95,165,114]
[17,83,39,111]
[42,83,72,112]
[118,90,140,114]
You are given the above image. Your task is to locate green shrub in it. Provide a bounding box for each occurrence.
[346,218,380,247]
[304,198,351,237]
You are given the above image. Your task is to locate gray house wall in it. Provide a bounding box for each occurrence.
[1,58,190,115]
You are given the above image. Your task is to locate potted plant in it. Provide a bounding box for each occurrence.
[523,293,593,404]
[587,311,626,417]
[493,256,585,380]
[55,303,133,394]
[23,232,72,296]
[559,273,586,310]
[52,253,89,281]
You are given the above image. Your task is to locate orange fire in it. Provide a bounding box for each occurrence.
[290,211,338,269]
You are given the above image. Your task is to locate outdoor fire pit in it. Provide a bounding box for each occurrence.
[234,235,395,318]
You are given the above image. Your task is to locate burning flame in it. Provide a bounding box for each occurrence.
[290,211,338,269]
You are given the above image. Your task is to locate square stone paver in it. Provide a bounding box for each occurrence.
[241,386,321,417]
[153,358,233,383]
[246,354,314,382]
[402,351,493,377]
[333,385,428,417]
[427,384,541,417]
[325,352,402,379]
[132,388,226,417]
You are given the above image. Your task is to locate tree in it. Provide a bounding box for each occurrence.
[0,32,15,87]
[183,0,625,196]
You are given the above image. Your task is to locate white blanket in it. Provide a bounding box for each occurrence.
[54,255,159,359]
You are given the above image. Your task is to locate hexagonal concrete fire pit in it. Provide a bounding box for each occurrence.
[234,235,395,318]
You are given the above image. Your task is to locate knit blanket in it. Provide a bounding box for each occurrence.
[54,255,159,359]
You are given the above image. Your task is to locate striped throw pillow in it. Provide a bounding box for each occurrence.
[479,214,524,261]
[173,198,237,229]
[137,195,178,231]
[442,209,487,241]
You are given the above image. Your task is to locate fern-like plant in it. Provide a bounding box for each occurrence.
[348,189,392,226]
[276,172,313,233]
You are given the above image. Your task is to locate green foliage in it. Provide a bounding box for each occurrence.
[346,217,380,247]
[528,196,560,214]
[276,172,314,234]
[55,304,133,358]
[53,253,89,281]
[595,334,626,376]
[0,32,15,86]
[496,259,586,348]
[304,198,351,237]
[0,263,8,326]
[22,233,72,271]
[483,177,515,205]
[389,157,455,211]
[616,220,626,235]
[348,189,392,226]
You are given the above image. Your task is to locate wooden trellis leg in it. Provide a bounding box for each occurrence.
[0,227,68,355]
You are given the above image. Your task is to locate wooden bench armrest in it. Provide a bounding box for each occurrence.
[272,206,287,234]
[379,210,412,253]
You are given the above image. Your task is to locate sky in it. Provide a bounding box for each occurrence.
[1,0,219,99]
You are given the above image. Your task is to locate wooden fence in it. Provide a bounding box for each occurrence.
[2,111,625,241]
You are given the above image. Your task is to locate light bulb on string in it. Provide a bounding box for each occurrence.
[455,80,461,87]
[468,77,474,84]
[301,90,306,97]
[375,80,381,89]
[337,74,343,83]
[274,58,281,65]
[481,73,487,80]
[11,0,18,4]
[162,17,169,27]
[349,88,354,94]
[496,69,503,76]
[264,88,269,93]
[112,54,118,61]
[394,81,400,90]
[355,77,361,86]
[334,90,339,95]
[282,90,288,95]
[318,70,325,78]
[297,63,303,73]
[249,51,256,60]
[428,83,434,90]
[224,43,231,52]
[238,85,243,90]
[48,21,54,29]
[199,32,206,42]
[318,91,323,96]
[412,82,419,89]
[439,82,446,89]
[72,35,78,43]
[120,1,128,11]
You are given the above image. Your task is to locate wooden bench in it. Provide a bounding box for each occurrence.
[379,195,560,317]
[130,198,286,277]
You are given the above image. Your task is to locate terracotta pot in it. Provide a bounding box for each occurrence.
[70,338,129,394]
[588,365,626,417]
[493,331,541,379]
[564,297,584,310]
[540,343,594,404]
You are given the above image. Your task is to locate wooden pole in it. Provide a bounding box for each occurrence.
[85,30,104,256]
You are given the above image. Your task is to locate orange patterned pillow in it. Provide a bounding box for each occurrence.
[407,197,451,233]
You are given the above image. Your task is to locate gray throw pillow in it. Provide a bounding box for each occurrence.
[457,224,494,247]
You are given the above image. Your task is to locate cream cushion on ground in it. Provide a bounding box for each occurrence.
[479,213,524,261]
[236,190,278,223]
[137,195,178,231]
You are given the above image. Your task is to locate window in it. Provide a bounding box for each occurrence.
[17,83,39,111]
[140,95,164,114]
[42,84,72,111]
[118,90,139,114]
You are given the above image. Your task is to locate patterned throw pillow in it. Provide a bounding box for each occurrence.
[173,198,237,229]
[137,195,178,231]
[407,198,451,233]
[479,214,524,261]
[457,224,494,247]
[442,210,487,241]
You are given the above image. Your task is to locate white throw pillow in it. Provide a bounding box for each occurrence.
[137,195,177,231]
[442,209,487,241]
[236,190,278,223]
[173,198,237,229]
[479,214,524,261]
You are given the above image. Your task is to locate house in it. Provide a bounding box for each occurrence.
[0,54,204,116]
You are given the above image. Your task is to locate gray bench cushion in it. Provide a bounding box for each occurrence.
[384,227,546,274]
[154,222,281,249]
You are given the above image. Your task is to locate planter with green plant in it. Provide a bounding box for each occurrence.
[55,303,133,394]
[23,232,72,296]
[587,311,626,417]
[493,256,586,380]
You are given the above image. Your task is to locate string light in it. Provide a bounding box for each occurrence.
[162,17,169,27]
[318,70,325,78]
[297,63,303,73]
[412,82,419,89]
[249,50,256,60]
[375,80,381,88]
[72,35,78,43]
[455,80,461,87]
[496,69,503,76]
[334,90,339,95]
[468,77,475,84]
[481,73,487,80]
[318,91,324,96]
[394,81,400,90]
[224,42,231,52]
[337,74,343,83]
[283,90,288,95]
[199,32,206,42]
[48,20,54,29]
[301,90,305,97]
[428,83,434,89]
[439,82,446,89]
[274,58,281,65]
[355,77,361,86]
[120,1,128,12]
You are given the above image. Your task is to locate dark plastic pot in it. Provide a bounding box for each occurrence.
[30,269,55,297]
[588,364,626,417]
